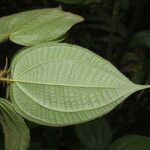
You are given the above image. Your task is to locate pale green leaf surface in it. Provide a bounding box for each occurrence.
[0,8,83,46]
[0,98,30,150]
[109,135,150,150]
[9,43,150,126]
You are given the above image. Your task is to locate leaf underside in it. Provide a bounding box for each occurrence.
[0,98,30,150]
[10,43,149,126]
[0,8,84,46]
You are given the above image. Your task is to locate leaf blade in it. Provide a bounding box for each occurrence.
[10,43,150,126]
[0,98,30,150]
[0,8,84,45]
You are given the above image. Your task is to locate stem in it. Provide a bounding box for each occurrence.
[0,78,14,82]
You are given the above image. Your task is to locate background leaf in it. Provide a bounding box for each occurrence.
[0,98,30,150]
[75,117,112,150]
[0,8,84,46]
[129,30,150,48]
[9,43,150,126]
[109,135,150,150]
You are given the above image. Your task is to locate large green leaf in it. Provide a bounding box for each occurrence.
[9,43,150,126]
[0,8,83,46]
[109,135,150,150]
[75,117,112,150]
[0,98,30,150]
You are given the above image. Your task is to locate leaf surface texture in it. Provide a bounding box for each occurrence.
[10,43,149,126]
[0,98,30,150]
[0,8,83,46]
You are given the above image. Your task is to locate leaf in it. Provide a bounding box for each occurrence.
[75,117,112,150]
[129,30,150,48]
[109,135,150,150]
[9,43,150,126]
[0,98,30,150]
[0,8,84,46]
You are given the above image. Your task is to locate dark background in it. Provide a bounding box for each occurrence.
[0,0,150,149]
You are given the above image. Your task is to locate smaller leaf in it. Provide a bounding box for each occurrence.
[0,8,84,46]
[109,135,150,150]
[129,30,150,48]
[75,117,112,150]
[0,98,30,150]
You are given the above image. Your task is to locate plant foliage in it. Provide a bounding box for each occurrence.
[0,8,83,46]
[0,2,149,149]
[75,117,112,150]
[109,135,150,150]
[0,98,30,150]
[7,43,149,126]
